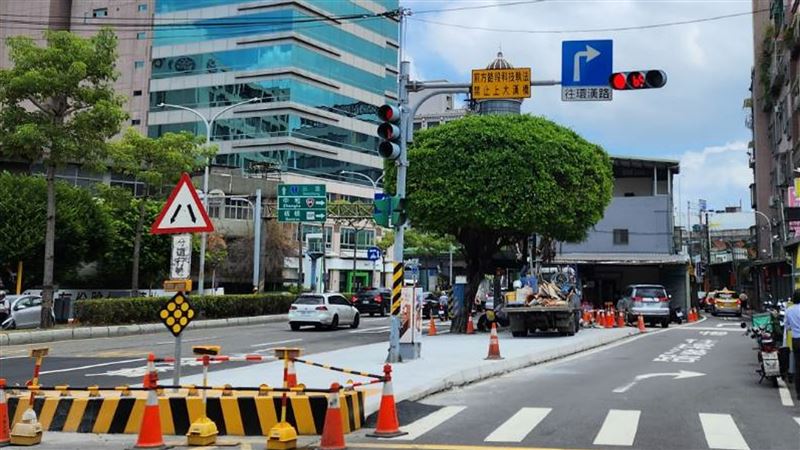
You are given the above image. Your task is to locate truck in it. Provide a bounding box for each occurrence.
[505,303,579,337]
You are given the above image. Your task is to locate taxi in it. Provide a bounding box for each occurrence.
[710,288,742,317]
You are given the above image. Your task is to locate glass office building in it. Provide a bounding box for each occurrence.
[148,0,399,188]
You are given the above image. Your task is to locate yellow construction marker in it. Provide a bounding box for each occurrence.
[187,345,220,447]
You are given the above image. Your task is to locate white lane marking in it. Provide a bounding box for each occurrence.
[394,406,466,441]
[484,407,551,442]
[156,336,217,345]
[39,358,144,375]
[699,413,750,450]
[794,417,800,428]
[349,326,391,334]
[0,355,28,361]
[250,338,303,348]
[777,378,794,406]
[593,409,640,446]
[716,323,741,328]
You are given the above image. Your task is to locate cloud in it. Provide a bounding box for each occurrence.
[403,0,754,154]
[674,141,752,216]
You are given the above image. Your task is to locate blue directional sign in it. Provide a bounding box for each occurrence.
[561,40,613,102]
[367,247,381,261]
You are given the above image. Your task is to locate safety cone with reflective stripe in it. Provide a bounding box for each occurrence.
[0,379,9,447]
[606,310,615,328]
[319,383,346,450]
[367,364,407,438]
[134,354,165,449]
[485,322,503,360]
[429,316,437,336]
[465,312,475,335]
[617,311,625,328]
[286,359,298,389]
[637,314,646,333]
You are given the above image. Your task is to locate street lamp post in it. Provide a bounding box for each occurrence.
[157,98,261,294]
[339,170,385,289]
[339,170,384,190]
[227,191,262,293]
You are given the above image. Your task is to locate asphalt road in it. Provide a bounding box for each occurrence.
[0,316,413,387]
[351,316,800,450]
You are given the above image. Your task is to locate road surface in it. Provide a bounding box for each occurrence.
[350,316,800,450]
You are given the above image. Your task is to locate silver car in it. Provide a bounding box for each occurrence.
[1,295,53,330]
[617,284,671,328]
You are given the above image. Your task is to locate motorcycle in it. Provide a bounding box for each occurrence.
[741,322,781,387]
[671,306,685,324]
[437,303,448,321]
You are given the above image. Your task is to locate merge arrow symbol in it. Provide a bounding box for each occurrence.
[170,205,183,224]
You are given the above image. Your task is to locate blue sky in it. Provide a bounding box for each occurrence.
[401,0,755,219]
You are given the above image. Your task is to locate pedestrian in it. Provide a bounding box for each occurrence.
[438,290,449,320]
[785,290,800,396]
[739,292,749,312]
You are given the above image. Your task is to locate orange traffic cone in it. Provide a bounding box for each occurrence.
[286,359,298,389]
[319,384,346,450]
[607,310,615,328]
[485,322,503,360]
[465,312,475,335]
[0,378,10,447]
[134,354,165,449]
[429,316,437,336]
[367,365,407,438]
[637,314,646,333]
[617,311,625,328]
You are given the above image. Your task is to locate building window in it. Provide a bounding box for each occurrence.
[92,8,108,18]
[224,199,252,220]
[133,90,143,96]
[131,119,141,125]
[134,61,144,69]
[136,32,146,40]
[138,4,148,12]
[613,229,629,245]
[340,228,375,251]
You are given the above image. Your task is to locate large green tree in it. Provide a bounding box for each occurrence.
[391,114,613,332]
[109,129,215,294]
[0,172,111,292]
[0,29,127,326]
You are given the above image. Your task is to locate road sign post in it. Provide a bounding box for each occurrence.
[158,292,196,389]
[561,40,613,102]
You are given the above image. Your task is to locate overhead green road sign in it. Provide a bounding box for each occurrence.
[278,183,327,222]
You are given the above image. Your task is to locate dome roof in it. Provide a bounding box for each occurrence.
[486,51,513,70]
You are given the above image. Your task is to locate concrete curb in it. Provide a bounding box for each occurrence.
[0,314,288,346]
[393,329,640,411]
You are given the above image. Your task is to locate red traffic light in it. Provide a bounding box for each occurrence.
[609,70,667,90]
[378,104,400,122]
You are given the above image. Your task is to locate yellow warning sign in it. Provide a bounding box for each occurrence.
[159,292,196,337]
[471,68,532,100]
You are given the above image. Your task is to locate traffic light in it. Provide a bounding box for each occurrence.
[373,194,392,227]
[609,70,667,90]
[391,196,407,227]
[377,104,401,160]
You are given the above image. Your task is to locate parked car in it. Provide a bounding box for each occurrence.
[1,295,53,330]
[617,284,672,328]
[352,288,392,316]
[288,293,360,331]
[0,291,9,322]
[710,288,741,317]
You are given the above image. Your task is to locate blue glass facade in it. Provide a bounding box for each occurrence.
[150,0,399,188]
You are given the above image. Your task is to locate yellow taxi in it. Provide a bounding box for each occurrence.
[710,288,742,317]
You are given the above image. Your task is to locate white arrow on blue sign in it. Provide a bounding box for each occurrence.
[561,40,613,102]
[367,247,381,261]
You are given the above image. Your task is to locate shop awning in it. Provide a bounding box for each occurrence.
[553,252,689,265]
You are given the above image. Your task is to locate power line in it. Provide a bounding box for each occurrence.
[409,8,766,34]
[413,0,550,15]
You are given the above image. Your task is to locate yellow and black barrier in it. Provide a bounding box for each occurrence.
[5,391,364,436]
[292,357,385,381]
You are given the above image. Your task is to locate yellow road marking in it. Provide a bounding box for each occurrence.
[348,444,584,450]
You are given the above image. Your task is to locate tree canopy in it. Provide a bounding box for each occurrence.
[388,114,613,331]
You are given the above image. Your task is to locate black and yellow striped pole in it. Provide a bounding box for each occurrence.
[391,262,404,316]
[387,261,404,363]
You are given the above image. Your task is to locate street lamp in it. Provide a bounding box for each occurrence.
[753,210,774,259]
[157,97,261,294]
[339,170,384,190]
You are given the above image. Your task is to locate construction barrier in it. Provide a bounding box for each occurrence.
[5,391,365,436]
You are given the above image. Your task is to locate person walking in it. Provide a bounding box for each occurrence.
[785,291,800,396]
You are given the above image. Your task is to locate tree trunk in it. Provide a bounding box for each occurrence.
[131,197,146,296]
[40,163,56,329]
[450,254,484,334]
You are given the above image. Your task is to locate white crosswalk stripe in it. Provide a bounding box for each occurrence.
[394,406,467,441]
[699,413,750,450]
[795,417,800,428]
[593,409,640,446]
[484,407,551,442]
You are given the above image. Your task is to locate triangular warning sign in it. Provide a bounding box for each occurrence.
[150,173,214,235]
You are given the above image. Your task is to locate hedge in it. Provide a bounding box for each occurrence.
[75,293,297,326]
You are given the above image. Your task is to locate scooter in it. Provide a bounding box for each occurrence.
[671,306,685,324]
[742,322,781,387]
[437,303,448,321]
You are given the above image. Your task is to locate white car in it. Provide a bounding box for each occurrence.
[288,293,360,331]
[1,295,53,330]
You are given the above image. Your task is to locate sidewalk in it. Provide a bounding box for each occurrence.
[0,314,288,346]
[182,326,638,415]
